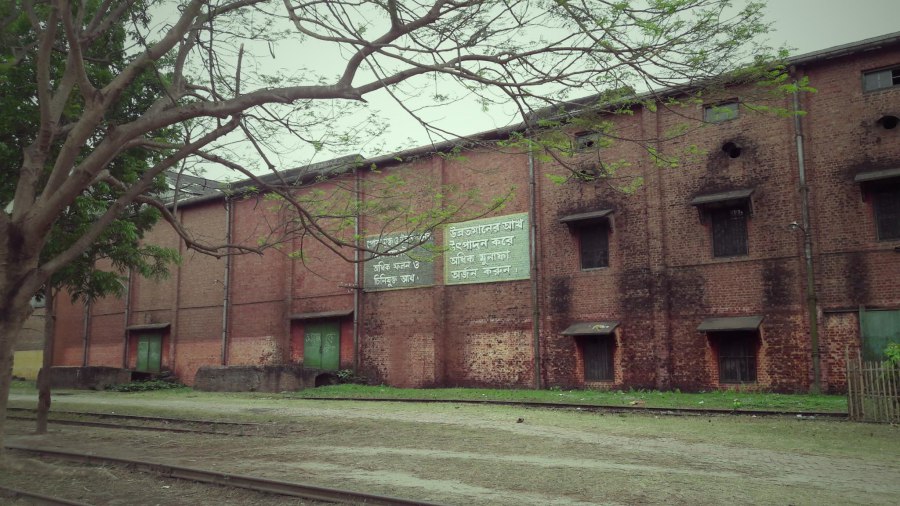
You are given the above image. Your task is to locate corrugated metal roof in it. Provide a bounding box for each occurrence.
[561,321,619,336]
[697,316,764,332]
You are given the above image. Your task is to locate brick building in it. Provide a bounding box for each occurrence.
[51,33,900,393]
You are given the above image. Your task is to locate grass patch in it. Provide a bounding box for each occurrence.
[9,379,847,413]
[10,379,36,391]
[288,385,847,412]
[105,380,187,392]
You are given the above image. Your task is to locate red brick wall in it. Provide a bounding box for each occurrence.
[821,311,861,393]
[228,195,289,367]
[174,306,223,384]
[53,292,85,366]
[56,41,900,393]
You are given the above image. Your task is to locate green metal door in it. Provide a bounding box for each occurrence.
[860,308,900,360]
[304,322,340,370]
[136,333,162,372]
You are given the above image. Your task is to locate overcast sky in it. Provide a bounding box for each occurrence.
[766,0,898,53]
[200,0,900,179]
[329,0,900,157]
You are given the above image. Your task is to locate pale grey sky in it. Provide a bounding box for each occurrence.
[766,0,899,53]
[196,0,900,179]
[321,0,900,159]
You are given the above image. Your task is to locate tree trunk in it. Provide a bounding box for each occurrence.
[0,248,41,457]
[0,307,31,458]
[36,288,55,434]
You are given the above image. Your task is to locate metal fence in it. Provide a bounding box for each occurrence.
[846,353,900,423]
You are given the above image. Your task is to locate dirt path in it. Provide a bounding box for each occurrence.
[5,392,899,505]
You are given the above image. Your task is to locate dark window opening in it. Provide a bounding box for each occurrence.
[863,67,900,92]
[582,337,614,381]
[574,131,607,152]
[873,184,900,240]
[711,206,748,257]
[714,331,758,383]
[704,101,739,123]
[579,222,610,269]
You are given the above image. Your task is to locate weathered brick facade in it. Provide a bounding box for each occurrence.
[53,35,900,393]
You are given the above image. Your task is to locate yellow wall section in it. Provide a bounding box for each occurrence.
[13,350,43,380]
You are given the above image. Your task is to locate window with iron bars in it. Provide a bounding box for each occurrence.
[873,184,900,240]
[711,207,748,257]
[716,332,758,383]
[579,222,610,269]
[582,337,614,381]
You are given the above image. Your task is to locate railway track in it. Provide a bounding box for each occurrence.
[5,445,443,505]
[0,484,91,506]
[2,399,847,504]
[6,407,269,436]
[6,407,263,427]
[8,399,848,430]
[285,396,849,419]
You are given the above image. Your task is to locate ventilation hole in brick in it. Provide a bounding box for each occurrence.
[722,141,742,158]
[877,115,899,130]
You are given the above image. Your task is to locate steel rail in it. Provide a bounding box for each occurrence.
[9,397,848,420]
[6,407,262,427]
[288,397,849,418]
[6,445,444,506]
[6,415,234,435]
[0,484,91,506]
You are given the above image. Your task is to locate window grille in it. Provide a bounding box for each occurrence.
[873,185,900,240]
[583,338,614,381]
[711,207,748,257]
[579,223,609,269]
[717,334,757,383]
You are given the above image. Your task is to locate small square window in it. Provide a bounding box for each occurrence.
[704,101,739,123]
[578,222,609,269]
[711,206,748,257]
[714,332,758,383]
[873,184,900,240]
[863,67,900,92]
[582,337,614,381]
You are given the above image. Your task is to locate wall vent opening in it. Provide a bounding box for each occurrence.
[722,141,742,158]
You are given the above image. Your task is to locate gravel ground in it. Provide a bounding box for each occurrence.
[3,391,899,505]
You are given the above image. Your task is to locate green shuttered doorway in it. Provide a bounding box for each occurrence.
[304,322,340,370]
[136,333,162,372]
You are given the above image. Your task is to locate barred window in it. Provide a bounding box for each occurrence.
[579,222,609,269]
[716,332,758,383]
[582,337,614,381]
[711,207,748,257]
[873,185,900,240]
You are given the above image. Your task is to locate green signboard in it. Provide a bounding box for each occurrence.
[444,212,530,285]
[363,232,435,291]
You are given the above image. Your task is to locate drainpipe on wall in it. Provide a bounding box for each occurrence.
[220,198,232,366]
[528,147,542,389]
[353,166,361,373]
[793,81,822,394]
